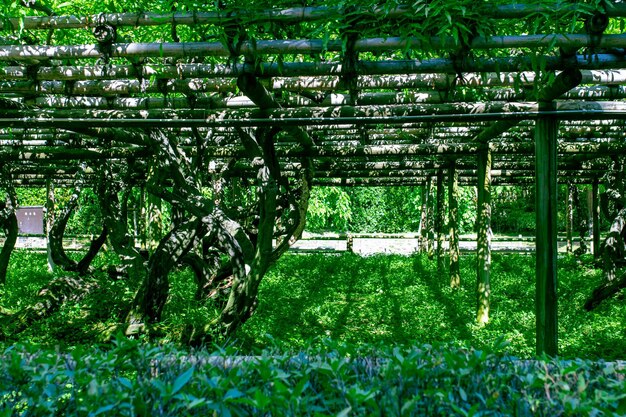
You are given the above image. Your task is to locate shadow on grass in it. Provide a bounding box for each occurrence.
[411,254,473,341]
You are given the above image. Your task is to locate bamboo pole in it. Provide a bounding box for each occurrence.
[0,147,151,161]
[21,85,626,111]
[312,176,596,187]
[4,3,623,31]
[7,100,626,125]
[3,34,626,62]
[4,108,626,130]
[476,146,492,325]
[535,100,559,357]
[4,59,626,84]
[449,161,460,288]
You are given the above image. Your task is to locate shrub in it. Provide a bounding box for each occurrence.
[0,339,624,416]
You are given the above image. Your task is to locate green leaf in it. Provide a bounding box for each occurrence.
[224,388,244,400]
[92,404,117,416]
[171,366,195,395]
[117,377,133,390]
[187,398,208,409]
[459,387,468,402]
[337,407,352,417]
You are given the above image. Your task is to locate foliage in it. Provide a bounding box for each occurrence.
[306,185,479,235]
[307,187,352,232]
[14,188,45,207]
[0,338,625,416]
[491,186,536,234]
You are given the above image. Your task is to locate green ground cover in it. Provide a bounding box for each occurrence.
[0,251,624,360]
[1,338,625,416]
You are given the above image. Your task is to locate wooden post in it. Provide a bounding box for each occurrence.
[418,181,428,252]
[476,146,491,325]
[427,176,435,258]
[436,169,445,273]
[592,180,601,259]
[449,161,460,288]
[566,184,574,253]
[535,101,559,357]
[45,178,56,273]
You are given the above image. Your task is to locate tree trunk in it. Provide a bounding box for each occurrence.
[77,225,109,276]
[0,212,17,285]
[0,179,18,285]
[97,166,145,284]
[127,216,208,328]
[48,187,81,272]
[600,208,626,283]
[48,179,108,276]
[584,270,626,311]
[146,192,163,250]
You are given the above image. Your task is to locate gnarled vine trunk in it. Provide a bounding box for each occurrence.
[585,156,626,310]
[0,168,18,285]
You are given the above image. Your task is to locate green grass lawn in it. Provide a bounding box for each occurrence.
[1,250,625,359]
[237,253,626,359]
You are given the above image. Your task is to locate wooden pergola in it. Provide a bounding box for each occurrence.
[1,2,625,353]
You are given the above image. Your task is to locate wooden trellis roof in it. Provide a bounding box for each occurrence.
[2,2,626,187]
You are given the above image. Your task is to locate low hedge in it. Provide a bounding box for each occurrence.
[0,338,625,416]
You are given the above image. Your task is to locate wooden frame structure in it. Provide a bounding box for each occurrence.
[2,2,626,353]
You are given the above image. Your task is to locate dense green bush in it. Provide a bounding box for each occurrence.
[307,186,476,234]
[0,338,625,416]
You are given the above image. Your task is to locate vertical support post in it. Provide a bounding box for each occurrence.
[449,160,460,288]
[566,184,573,254]
[476,146,492,325]
[45,178,56,273]
[436,169,445,273]
[427,176,435,258]
[535,102,559,356]
[592,179,600,259]
[139,186,147,250]
[418,181,428,253]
